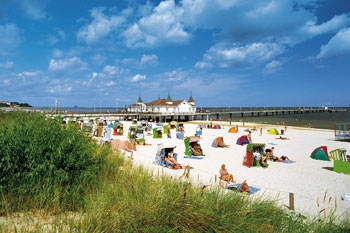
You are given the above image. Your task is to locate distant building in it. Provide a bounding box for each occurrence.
[128,93,196,114]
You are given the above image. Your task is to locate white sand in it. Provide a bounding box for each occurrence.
[112,120,350,219]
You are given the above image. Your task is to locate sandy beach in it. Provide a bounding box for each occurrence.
[111,120,350,219]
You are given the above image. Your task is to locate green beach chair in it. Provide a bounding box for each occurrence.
[330,148,350,174]
[243,143,268,168]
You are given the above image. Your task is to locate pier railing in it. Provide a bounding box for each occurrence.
[44,107,346,122]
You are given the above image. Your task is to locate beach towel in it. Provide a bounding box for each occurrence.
[225,183,261,194]
[281,160,296,164]
[184,155,204,160]
[267,142,278,146]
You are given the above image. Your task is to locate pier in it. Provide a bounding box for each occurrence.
[47,107,346,123]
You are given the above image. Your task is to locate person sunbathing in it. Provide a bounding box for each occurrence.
[191,142,203,155]
[272,155,291,162]
[164,152,182,169]
[277,136,290,140]
[265,148,272,160]
[219,164,235,183]
[239,180,251,193]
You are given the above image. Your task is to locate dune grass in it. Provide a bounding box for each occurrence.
[3,152,348,233]
[0,111,349,232]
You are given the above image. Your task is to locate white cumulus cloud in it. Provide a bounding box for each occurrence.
[140,54,159,67]
[77,7,125,44]
[48,57,87,72]
[131,74,146,82]
[263,60,283,75]
[199,42,285,68]
[317,28,350,59]
[123,0,190,48]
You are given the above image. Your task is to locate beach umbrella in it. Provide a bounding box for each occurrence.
[228,126,238,133]
[268,128,279,135]
[310,146,330,161]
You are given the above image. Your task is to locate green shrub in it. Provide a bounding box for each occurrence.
[0,112,105,211]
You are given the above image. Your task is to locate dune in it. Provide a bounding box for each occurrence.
[111,120,350,218]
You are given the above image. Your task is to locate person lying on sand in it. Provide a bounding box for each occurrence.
[266,147,291,162]
[272,155,291,162]
[265,148,273,160]
[276,136,290,140]
[239,180,251,193]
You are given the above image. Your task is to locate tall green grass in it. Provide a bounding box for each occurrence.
[0,111,109,212]
[0,111,349,232]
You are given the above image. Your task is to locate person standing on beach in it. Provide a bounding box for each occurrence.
[247,131,252,143]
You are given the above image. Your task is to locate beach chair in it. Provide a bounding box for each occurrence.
[195,126,202,136]
[329,148,346,161]
[135,127,145,145]
[100,127,112,145]
[154,143,177,167]
[153,126,163,138]
[330,148,350,174]
[176,131,184,139]
[128,126,137,139]
[154,144,164,166]
[184,137,203,156]
[242,143,268,168]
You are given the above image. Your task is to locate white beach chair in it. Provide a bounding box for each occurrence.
[101,127,112,145]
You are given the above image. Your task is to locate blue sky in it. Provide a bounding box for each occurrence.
[1,0,350,108]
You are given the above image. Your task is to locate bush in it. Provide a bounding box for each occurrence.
[0,112,105,211]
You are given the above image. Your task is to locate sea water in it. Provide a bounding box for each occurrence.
[212,108,350,130]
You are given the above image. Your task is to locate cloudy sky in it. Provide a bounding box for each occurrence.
[1,0,349,108]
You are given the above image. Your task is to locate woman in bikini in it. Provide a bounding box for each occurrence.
[219,164,235,183]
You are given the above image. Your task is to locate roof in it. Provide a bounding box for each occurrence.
[188,93,195,103]
[137,96,143,103]
[166,93,173,102]
[146,98,183,107]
